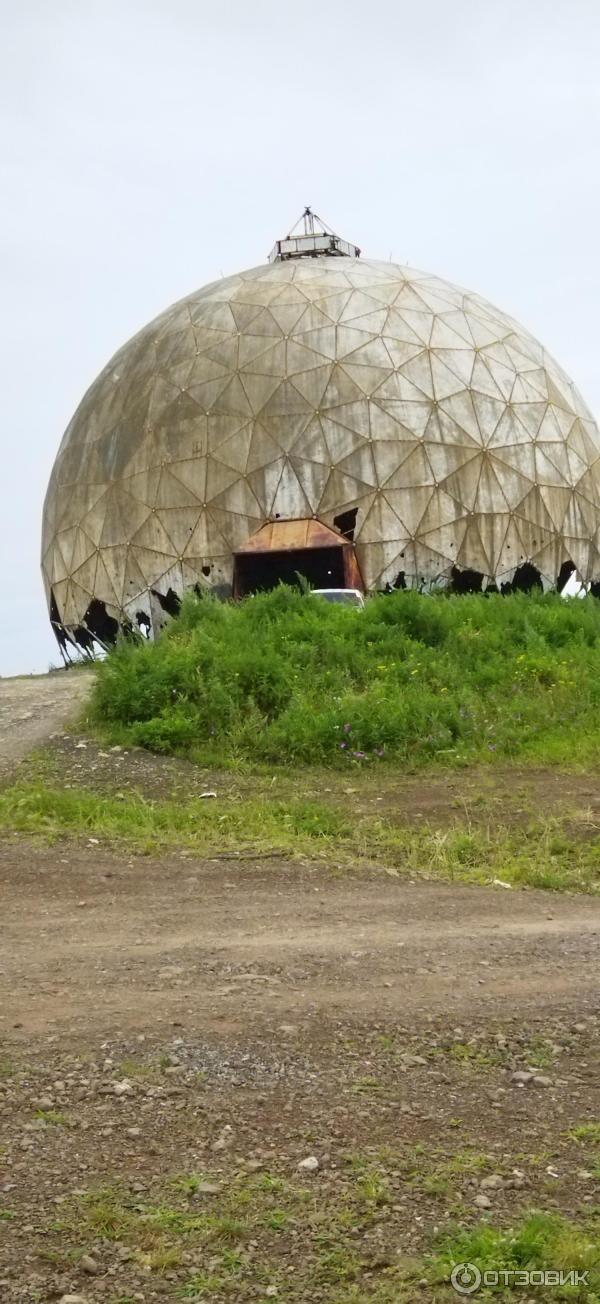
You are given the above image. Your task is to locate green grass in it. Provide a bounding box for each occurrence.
[88,586,600,769]
[428,1211,600,1300]
[42,1168,600,1301]
[2,780,600,891]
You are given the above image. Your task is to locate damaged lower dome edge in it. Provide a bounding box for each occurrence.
[48,557,593,662]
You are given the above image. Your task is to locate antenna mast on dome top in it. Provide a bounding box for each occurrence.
[269,207,361,263]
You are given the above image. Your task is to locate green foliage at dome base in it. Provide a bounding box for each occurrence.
[90,587,600,770]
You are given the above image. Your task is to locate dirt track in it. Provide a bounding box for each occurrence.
[1,842,600,1044]
[0,669,92,775]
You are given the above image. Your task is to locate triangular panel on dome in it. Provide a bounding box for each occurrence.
[411,539,454,582]
[486,454,536,509]
[372,397,432,439]
[538,483,571,530]
[130,512,180,558]
[236,333,279,373]
[511,371,548,403]
[339,290,389,325]
[531,539,573,586]
[285,338,332,376]
[417,487,468,534]
[560,535,594,580]
[293,324,338,362]
[255,411,313,457]
[208,424,253,474]
[423,439,480,483]
[562,492,597,539]
[572,467,600,508]
[320,397,371,439]
[437,390,483,444]
[535,443,574,486]
[320,364,367,409]
[430,352,472,398]
[334,444,378,488]
[486,406,530,449]
[568,420,600,467]
[377,369,435,407]
[309,289,353,323]
[260,377,314,418]
[184,509,232,559]
[189,342,238,385]
[336,325,382,360]
[383,485,437,536]
[380,337,425,371]
[93,552,123,609]
[356,494,406,544]
[68,528,99,578]
[320,416,370,463]
[471,355,506,402]
[381,307,424,346]
[511,401,548,439]
[119,547,152,604]
[419,516,469,563]
[156,507,204,556]
[54,525,80,576]
[380,443,434,491]
[565,445,589,485]
[455,517,494,576]
[268,301,310,335]
[69,549,99,598]
[289,363,334,408]
[167,456,208,504]
[511,487,557,536]
[318,467,377,515]
[210,374,255,419]
[153,466,207,509]
[359,536,408,585]
[545,372,574,412]
[209,476,264,521]
[185,375,232,414]
[442,455,485,513]
[269,461,315,519]
[239,370,285,417]
[429,318,473,352]
[288,456,331,512]
[395,349,434,396]
[371,438,420,483]
[180,555,230,590]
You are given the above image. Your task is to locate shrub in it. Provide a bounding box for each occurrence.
[90,588,600,768]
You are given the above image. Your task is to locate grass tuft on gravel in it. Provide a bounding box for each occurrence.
[2,780,600,891]
[89,586,600,769]
[49,1173,600,1301]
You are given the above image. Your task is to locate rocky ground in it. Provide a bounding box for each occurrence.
[0,673,599,1302]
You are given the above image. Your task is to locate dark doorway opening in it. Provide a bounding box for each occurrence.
[234,545,346,597]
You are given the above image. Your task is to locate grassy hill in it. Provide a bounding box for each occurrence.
[90,587,600,770]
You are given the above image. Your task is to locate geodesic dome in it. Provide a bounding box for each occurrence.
[42,229,600,649]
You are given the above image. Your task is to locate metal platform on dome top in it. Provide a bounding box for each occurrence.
[269,207,360,263]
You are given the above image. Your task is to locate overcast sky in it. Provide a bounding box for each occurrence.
[2,0,600,675]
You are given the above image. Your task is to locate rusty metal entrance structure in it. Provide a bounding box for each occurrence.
[233,519,364,599]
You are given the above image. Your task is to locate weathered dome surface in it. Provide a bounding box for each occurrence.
[43,255,600,642]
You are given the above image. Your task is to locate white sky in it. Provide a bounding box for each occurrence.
[2,0,600,675]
